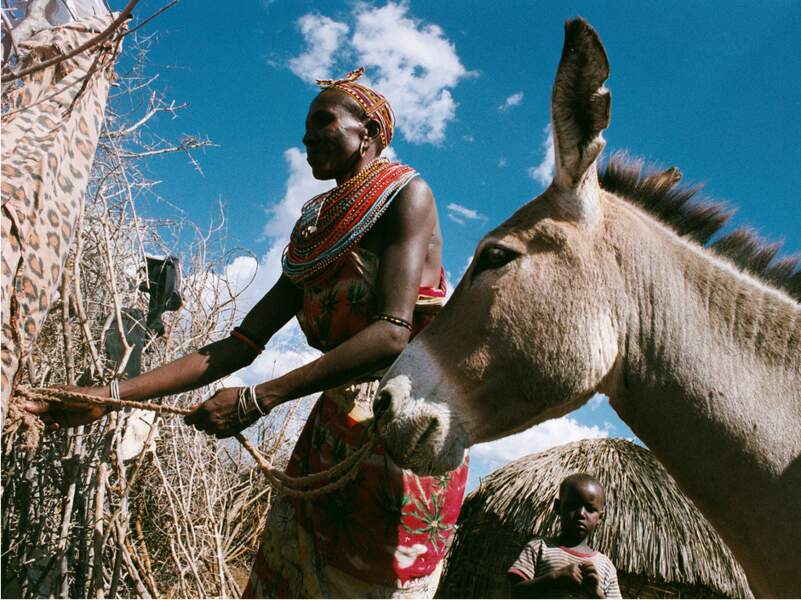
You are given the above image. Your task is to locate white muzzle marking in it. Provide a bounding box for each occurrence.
[378,344,469,475]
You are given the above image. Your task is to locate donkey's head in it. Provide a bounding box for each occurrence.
[376,19,625,475]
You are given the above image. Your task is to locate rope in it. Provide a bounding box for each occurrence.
[13,386,377,499]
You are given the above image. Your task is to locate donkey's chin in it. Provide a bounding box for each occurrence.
[378,400,469,476]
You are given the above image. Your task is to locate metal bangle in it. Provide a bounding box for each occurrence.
[372,312,413,332]
[237,387,249,423]
[109,379,121,401]
[249,385,266,417]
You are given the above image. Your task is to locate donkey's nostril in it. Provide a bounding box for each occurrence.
[373,388,392,418]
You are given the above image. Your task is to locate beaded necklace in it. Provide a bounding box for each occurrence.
[283,158,418,285]
[299,158,387,239]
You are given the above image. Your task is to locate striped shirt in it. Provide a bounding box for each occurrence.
[508,537,622,599]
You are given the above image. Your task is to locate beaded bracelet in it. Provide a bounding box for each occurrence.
[231,326,265,353]
[236,387,248,422]
[372,312,413,332]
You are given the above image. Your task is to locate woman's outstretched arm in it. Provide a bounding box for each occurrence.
[119,274,302,401]
[25,274,303,427]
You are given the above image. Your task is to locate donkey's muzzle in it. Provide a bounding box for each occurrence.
[375,374,467,476]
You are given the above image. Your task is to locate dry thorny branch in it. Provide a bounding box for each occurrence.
[2,31,304,598]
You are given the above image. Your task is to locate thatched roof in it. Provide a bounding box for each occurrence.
[437,438,752,598]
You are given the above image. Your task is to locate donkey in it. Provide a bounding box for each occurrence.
[375,18,800,598]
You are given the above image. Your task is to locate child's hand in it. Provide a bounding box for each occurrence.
[551,563,583,588]
[580,562,605,598]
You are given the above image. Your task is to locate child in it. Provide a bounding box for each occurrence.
[507,473,621,598]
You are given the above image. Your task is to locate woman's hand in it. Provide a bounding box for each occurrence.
[184,384,278,438]
[23,385,111,430]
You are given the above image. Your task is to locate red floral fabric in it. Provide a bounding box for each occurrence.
[243,248,468,597]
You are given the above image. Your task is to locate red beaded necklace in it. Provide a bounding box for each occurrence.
[283,158,417,285]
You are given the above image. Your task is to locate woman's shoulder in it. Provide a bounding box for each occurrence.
[396,170,431,196]
[379,170,434,229]
[391,171,434,211]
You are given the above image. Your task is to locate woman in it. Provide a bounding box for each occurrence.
[27,68,469,598]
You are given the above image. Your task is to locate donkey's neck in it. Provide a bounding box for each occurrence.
[606,198,801,596]
[618,215,800,405]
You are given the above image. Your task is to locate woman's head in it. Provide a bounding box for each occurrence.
[303,68,395,182]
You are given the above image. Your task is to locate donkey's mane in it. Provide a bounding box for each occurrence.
[599,153,801,302]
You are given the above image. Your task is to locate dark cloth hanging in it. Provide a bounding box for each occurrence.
[103,308,146,379]
[139,256,183,336]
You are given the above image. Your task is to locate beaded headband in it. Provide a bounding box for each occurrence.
[317,67,395,149]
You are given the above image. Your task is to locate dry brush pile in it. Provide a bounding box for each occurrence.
[2,33,303,598]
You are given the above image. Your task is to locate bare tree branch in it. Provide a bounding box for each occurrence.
[3,0,139,83]
[2,30,309,598]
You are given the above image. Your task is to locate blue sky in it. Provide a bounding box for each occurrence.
[119,0,800,490]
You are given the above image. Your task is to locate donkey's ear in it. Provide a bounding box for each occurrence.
[550,18,610,223]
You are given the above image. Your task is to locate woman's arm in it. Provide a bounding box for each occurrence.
[185,178,438,437]
[120,274,302,401]
[25,274,302,427]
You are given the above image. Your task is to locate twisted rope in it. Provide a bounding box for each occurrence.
[14,386,377,499]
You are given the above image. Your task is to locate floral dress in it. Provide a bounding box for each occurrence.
[243,247,469,598]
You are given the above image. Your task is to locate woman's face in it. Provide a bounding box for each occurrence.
[302,90,366,181]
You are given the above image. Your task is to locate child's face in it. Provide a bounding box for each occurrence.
[556,480,605,542]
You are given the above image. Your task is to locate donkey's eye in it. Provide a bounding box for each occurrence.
[472,245,518,278]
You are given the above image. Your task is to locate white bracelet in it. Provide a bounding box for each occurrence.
[249,385,267,417]
[237,387,248,422]
[109,379,120,401]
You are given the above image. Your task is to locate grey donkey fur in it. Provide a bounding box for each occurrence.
[377,18,800,598]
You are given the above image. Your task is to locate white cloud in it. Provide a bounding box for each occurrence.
[262,148,333,241]
[209,147,333,327]
[352,3,472,144]
[588,393,605,411]
[381,146,399,163]
[288,14,350,82]
[253,147,328,272]
[215,148,331,388]
[497,157,508,168]
[471,416,610,467]
[446,202,486,225]
[498,91,524,111]
[288,2,473,145]
[224,341,320,388]
[528,123,555,187]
